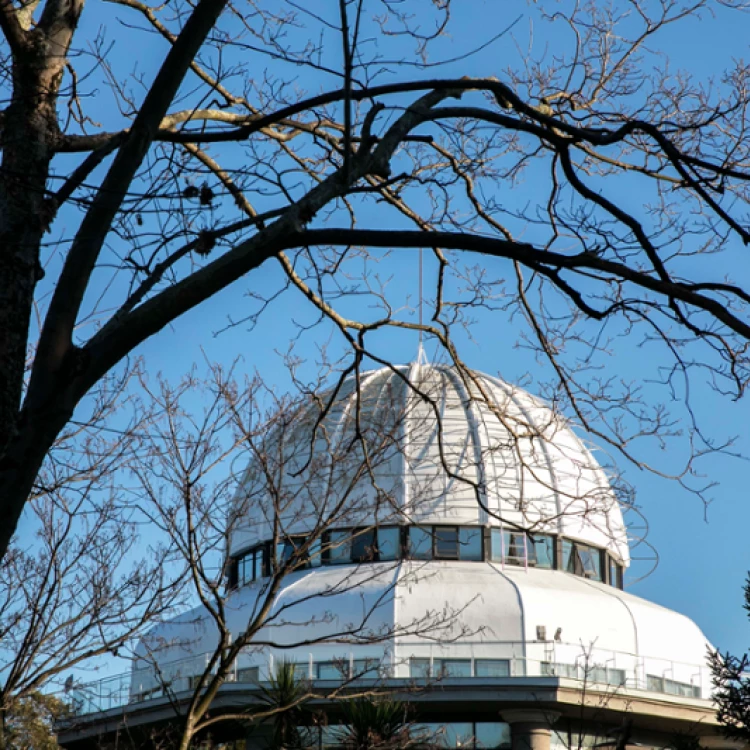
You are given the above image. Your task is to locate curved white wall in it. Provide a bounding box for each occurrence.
[228,365,629,565]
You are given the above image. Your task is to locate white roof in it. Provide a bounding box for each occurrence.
[229,364,629,564]
[133,563,712,698]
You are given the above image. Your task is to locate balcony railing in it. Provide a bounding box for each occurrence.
[60,641,711,717]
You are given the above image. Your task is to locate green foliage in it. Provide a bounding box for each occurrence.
[1,692,69,750]
[710,573,750,742]
[255,661,309,750]
[339,697,415,750]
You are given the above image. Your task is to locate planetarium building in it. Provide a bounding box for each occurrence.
[59,364,737,750]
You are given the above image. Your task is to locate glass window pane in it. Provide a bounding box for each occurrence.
[292,663,309,680]
[253,550,264,580]
[607,668,626,686]
[435,658,471,677]
[438,722,474,748]
[459,527,483,560]
[408,526,433,560]
[321,725,341,749]
[435,527,459,558]
[351,528,377,562]
[647,674,664,692]
[490,528,504,562]
[308,538,322,568]
[297,726,320,750]
[277,540,295,567]
[532,535,554,569]
[377,527,400,561]
[579,546,602,581]
[316,661,345,680]
[609,557,622,588]
[236,666,259,682]
[588,665,607,684]
[476,722,512,749]
[328,530,352,564]
[505,531,526,565]
[352,658,380,678]
[562,540,575,572]
[545,662,579,679]
[475,659,510,677]
[409,658,430,678]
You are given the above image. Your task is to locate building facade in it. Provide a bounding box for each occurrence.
[58,365,740,750]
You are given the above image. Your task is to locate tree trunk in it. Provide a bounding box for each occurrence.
[0,3,83,555]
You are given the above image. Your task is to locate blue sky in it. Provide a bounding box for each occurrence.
[18,0,750,680]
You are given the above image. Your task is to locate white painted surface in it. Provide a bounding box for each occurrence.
[131,365,711,701]
[228,365,629,564]
[132,562,712,698]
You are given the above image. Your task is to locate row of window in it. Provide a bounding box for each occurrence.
[410,657,510,679]
[228,526,624,589]
[134,661,700,703]
[541,661,626,686]
[646,674,702,698]
[296,721,510,749]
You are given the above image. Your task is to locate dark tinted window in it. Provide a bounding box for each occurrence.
[351,529,377,562]
[435,526,459,558]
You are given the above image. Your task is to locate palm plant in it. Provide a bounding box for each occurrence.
[255,661,309,750]
[339,697,416,750]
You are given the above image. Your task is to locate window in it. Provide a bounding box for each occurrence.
[352,658,381,678]
[351,528,377,562]
[531,534,555,568]
[490,529,545,566]
[314,658,379,680]
[308,538,322,568]
[316,661,347,680]
[586,665,625,686]
[608,668,626,686]
[276,535,313,572]
[505,531,526,565]
[435,526,460,558]
[236,666,259,683]
[253,551,264,579]
[291,663,309,680]
[578,545,602,580]
[324,528,401,565]
[647,674,665,692]
[376,527,401,561]
[459,527,483,560]
[562,540,576,573]
[409,657,431,678]
[648,675,701,698]
[327,530,352,564]
[475,722,512,749]
[418,722,475,749]
[475,659,510,677]
[490,528,504,563]
[234,546,266,586]
[434,658,472,677]
[608,555,623,588]
[542,662,580,679]
[562,540,603,581]
[408,526,433,559]
[664,679,701,698]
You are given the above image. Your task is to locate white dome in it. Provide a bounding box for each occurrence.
[229,364,629,565]
[130,364,713,708]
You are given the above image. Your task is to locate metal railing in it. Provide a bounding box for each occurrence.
[62,640,711,717]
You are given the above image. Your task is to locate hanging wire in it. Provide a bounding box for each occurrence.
[418,246,423,344]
